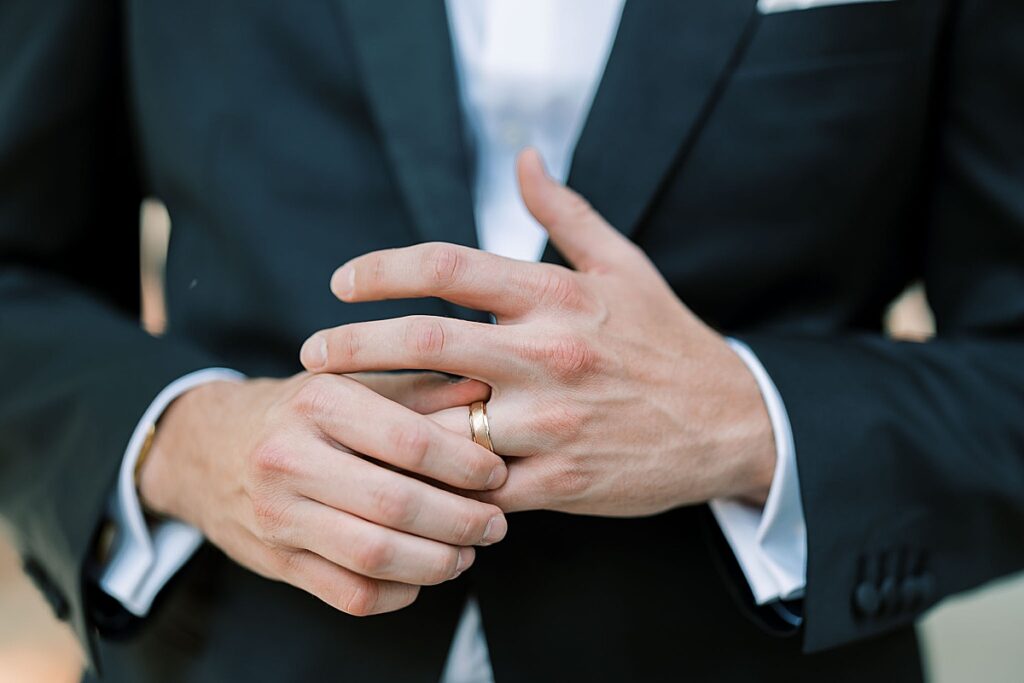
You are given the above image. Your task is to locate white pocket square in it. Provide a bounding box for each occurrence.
[758,0,896,13]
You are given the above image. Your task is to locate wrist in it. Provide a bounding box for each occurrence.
[734,428,775,508]
[711,341,777,508]
[137,379,242,523]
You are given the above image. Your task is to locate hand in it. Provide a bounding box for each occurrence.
[300,149,776,517]
[138,371,508,616]
[348,371,488,415]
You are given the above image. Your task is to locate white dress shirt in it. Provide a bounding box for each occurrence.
[101,2,807,681]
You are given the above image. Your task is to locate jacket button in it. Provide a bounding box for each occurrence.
[879,576,900,614]
[853,582,881,618]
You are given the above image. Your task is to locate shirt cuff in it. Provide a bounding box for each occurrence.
[99,368,245,616]
[709,339,807,606]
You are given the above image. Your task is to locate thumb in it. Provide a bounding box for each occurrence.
[517,147,641,273]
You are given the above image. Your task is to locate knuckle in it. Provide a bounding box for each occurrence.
[534,269,583,309]
[530,400,584,442]
[291,374,336,417]
[370,484,418,528]
[343,329,361,365]
[431,548,462,584]
[458,445,496,489]
[399,585,422,609]
[390,420,433,471]
[404,317,448,359]
[250,494,295,544]
[425,243,463,289]
[369,253,387,288]
[452,440,491,489]
[270,548,304,577]
[251,438,298,478]
[551,458,591,499]
[352,535,395,575]
[450,510,481,546]
[544,334,599,380]
[342,577,381,617]
[327,326,361,366]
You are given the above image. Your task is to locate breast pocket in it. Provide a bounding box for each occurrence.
[738,0,928,78]
[758,0,897,15]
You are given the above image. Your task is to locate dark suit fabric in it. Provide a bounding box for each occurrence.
[2,1,1023,681]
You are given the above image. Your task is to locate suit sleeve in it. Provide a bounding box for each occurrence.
[0,0,222,663]
[737,0,1024,653]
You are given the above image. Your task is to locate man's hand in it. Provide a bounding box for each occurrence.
[138,372,508,616]
[300,149,777,517]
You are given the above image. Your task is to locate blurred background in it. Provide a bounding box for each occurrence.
[0,202,1022,682]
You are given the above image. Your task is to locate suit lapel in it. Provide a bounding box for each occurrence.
[336,0,478,248]
[337,0,758,257]
[562,0,759,247]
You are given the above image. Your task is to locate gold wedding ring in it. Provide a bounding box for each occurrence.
[469,401,495,453]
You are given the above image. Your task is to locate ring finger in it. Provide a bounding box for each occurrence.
[428,395,540,458]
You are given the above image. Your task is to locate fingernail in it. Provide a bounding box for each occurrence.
[481,515,507,546]
[486,464,505,489]
[456,546,474,574]
[300,335,327,369]
[331,265,355,299]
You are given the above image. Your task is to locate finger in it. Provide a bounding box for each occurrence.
[427,406,473,439]
[298,446,507,546]
[517,147,648,274]
[347,372,491,414]
[428,400,537,458]
[289,500,476,586]
[472,458,551,513]
[298,374,507,490]
[280,549,420,616]
[301,316,520,381]
[330,242,561,318]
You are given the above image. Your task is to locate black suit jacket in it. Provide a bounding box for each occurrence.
[2,1,1023,681]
